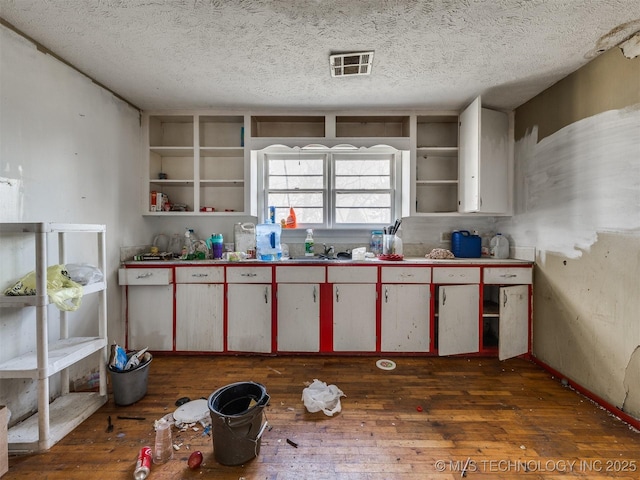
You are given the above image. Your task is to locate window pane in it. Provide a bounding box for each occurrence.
[270,175,323,189]
[336,207,391,224]
[335,158,390,189]
[335,175,390,189]
[335,159,389,175]
[267,192,324,224]
[336,192,390,207]
[269,158,324,175]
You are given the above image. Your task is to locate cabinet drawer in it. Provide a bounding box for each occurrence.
[381,266,431,283]
[226,266,272,283]
[118,268,173,285]
[276,266,326,283]
[176,266,224,283]
[327,266,377,283]
[484,267,532,285]
[432,267,480,284]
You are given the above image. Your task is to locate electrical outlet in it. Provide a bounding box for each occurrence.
[440,231,452,242]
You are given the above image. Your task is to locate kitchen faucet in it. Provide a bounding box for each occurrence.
[321,244,335,258]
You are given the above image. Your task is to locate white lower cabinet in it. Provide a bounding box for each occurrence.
[227,266,272,353]
[128,285,174,351]
[437,284,480,356]
[380,266,431,352]
[175,267,224,351]
[381,284,431,352]
[275,266,324,352]
[333,283,377,351]
[497,285,529,360]
[483,267,532,360]
[277,284,320,352]
[329,266,378,352]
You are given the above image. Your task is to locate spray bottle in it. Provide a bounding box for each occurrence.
[305,229,314,256]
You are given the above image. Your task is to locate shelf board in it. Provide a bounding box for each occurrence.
[0,223,105,233]
[200,147,244,156]
[0,281,105,308]
[416,180,459,185]
[149,146,194,156]
[8,392,107,453]
[144,210,242,216]
[149,179,195,186]
[200,179,244,186]
[416,146,458,153]
[0,336,107,379]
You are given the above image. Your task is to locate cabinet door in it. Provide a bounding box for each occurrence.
[459,96,509,214]
[381,284,430,352]
[128,285,173,351]
[499,285,529,360]
[277,283,320,352]
[438,284,479,356]
[227,283,272,353]
[176,284,224,351]
[333,283,377,352]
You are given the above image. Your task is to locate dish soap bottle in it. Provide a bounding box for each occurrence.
[305,229,314,256]
[285,207,297,229]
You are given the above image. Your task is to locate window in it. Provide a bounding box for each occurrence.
[259,145,403,228]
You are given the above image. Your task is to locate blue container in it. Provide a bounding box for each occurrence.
[256,223,282,261]
[451,230,481,258]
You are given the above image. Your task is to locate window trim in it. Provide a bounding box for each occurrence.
[257,144,404,229]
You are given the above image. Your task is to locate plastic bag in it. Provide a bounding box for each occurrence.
[66,263,104,285]
[302,379,345,416]
[4,264,83,311]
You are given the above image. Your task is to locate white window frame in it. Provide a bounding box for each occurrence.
[257,144,403,229]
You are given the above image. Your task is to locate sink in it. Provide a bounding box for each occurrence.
[289,256,346,262]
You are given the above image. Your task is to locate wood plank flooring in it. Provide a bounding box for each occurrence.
[7,355,640,479]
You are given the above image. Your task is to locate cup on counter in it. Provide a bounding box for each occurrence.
[382,235,403,255]
[383,235,395,255]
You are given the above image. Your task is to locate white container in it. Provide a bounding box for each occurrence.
[234,223,256,254]
[489,233,509,259]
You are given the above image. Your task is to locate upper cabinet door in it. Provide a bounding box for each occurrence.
[459,96,510,214]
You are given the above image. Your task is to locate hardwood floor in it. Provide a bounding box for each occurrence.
[7,355,640,479]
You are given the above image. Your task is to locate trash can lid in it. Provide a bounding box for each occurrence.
[174,399,209,424]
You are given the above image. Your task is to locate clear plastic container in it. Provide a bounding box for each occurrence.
[370,230,383,256]
[153,420,173,464]
[256,223,282,261]
[234,223,256,255]
[490,233,510,259]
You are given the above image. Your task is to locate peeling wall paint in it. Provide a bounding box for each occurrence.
[505,106,640,260]
[623,346,640,415]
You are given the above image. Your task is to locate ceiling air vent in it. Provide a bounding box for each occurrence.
[330,51,374,77]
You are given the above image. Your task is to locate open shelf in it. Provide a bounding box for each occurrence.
[0,222,108,452]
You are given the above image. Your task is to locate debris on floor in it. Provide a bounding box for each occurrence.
[302,379,345,416]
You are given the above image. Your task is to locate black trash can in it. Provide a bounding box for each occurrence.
[207,381,270,466]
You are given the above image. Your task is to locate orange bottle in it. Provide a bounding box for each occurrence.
[285,207,297,229]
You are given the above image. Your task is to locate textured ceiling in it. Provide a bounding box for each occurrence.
[1,0,639,112]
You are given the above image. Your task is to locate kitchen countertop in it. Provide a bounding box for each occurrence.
[122,257,533,266]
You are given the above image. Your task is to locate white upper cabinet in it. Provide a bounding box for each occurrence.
[458,96,510,214]
[144,113,246,215]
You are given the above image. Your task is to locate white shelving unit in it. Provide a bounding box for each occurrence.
[0,222,108,453]
[145,114,246,215]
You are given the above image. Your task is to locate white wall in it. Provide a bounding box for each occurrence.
[0,26,145,423]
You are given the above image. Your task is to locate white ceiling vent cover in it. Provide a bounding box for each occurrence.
[330,51,374,77]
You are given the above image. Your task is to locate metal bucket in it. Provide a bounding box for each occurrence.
[207,381,269,466]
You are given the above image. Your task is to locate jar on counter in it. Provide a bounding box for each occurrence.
[370,230,383,256]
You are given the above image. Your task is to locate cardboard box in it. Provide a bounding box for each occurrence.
[0,405,7,478]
